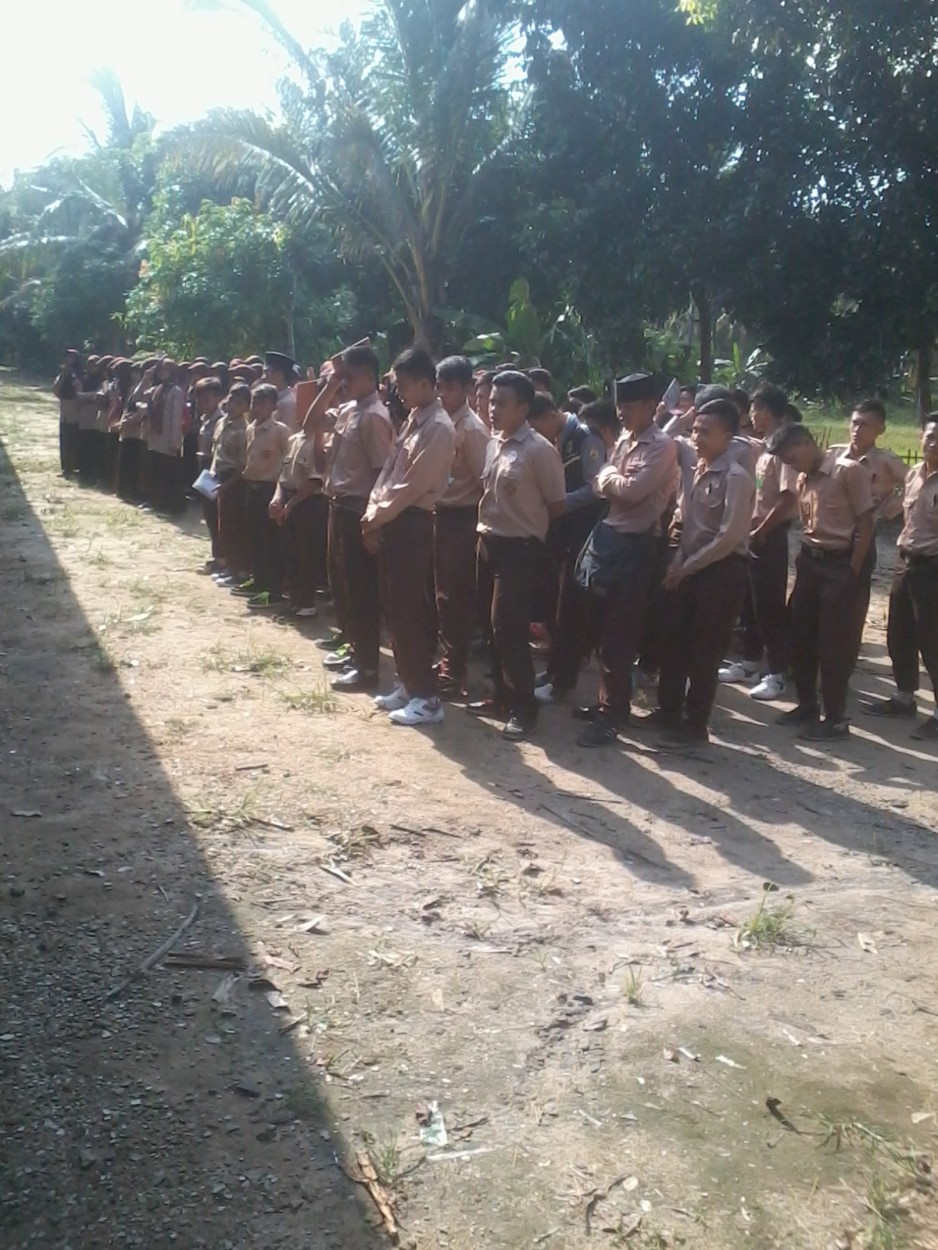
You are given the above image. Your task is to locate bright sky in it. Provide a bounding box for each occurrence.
[1,0,369,186]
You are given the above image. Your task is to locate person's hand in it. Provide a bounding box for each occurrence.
[662,560,685,591]
[750,522,766,545]
[362,530,381,555]
[268,499,284,522]
[849,552,864,577]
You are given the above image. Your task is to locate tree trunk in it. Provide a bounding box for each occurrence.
[916,340,933,421]
[692,283,713,384]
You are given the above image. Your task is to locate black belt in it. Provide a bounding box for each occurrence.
[801,544,850,561]
[900,549,938,568]
[245,479,275,491]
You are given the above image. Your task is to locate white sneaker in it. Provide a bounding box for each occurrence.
[534,682,555,705]
[750,673,785,701]
[374,682,409,712]
[293,605,318,618]
[389,697,444,727]
[718,660,760,684]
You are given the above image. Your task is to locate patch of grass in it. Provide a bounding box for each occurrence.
[2,501,26,522]
[164,716,194,738]
[99,604,161,637]
[329,823,383,861]
[370,1135,403,1187]
[92,645,116,673]
[733,884,795,951]
[203,642,289,678]
[283,1084,320,1121]
[469,851,509,901]
[622,965,645,1007]
[188,788,261,834]
[280,684,339,715]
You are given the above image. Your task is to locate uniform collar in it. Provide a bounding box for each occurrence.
[699,450,732,474]
[503,421,534,445]
[450,402,474,426]
[412,399,442,426]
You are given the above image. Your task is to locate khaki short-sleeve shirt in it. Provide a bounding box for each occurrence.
[477,422,566,541]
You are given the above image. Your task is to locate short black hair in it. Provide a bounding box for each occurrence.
[528,367,552,388]
[566,397,584,415]
[580,398,620,434]
[477,370,496,386]
[393,346,437,384]
[731,387,751,416]
[784,403,804,424]
[695,383,736,410]
[679,384,696,399]
[568,385,598,404]
[493,370,535,407]
[854,398,887,424]
[529,393,559,422]
[195,376,223,396]
[766,423,816,457]
[251,382,279,405]
[342,345,380,385]
[751,383,789,420]
[227,382,251,403]
[697,398,740,435]
[436,355,474,386]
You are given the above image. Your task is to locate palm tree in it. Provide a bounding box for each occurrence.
[182,0,515,351]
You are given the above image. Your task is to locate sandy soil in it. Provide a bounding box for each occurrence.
[1,375,936,1250]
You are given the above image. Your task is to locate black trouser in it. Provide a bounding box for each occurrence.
[76,428,96,484]
[592,530,659,724]
[245,481,283,596]
[117,439,142,502]
[183,432,200,490]
[544,511,599,691]
[790,546,864,722]
[658,555,748,731]
[478,533,545,723]
[91,429,109,486]
[60,423,79,476]
[328,498,380,671]
[105,432,120,493]
[887,553,938,697]
[283,493,328,610]
[146,450,184,514]
[637,527,675,674]
[741,523,791,674]
[381,509,437,699]
[198,455,221,559]
[434,506,479,684]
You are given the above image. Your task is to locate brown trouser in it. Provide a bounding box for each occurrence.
[283,493,328,610]
[658,555,748,730]
[887,553,938,696]
[637,528,675,674]
[329,498,380,671]
[218,478,249,574]
[478,533,545,723]
[117,438,143,502]
[245,481,282,596]
[434,505,479,683]
[593,530,659,724]
[741,523,792,674]
[790,546,863,721]
[381,508,437,698]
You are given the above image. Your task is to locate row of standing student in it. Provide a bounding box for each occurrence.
[54,344,938,746]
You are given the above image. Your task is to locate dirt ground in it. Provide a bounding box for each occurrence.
[1,374,937,1250]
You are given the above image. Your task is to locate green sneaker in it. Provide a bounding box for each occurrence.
[230,579,257,597]
[246,592,284,611]
[322,644,352,670]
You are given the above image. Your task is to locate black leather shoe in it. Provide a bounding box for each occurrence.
[466,699,507,718]
[777,704,820,726]
[577,719,618,748]
[798,717,850,741]
[860,696,917,719]
[911,718,938,742]
[632,709,679,731]
[331,668,379,693]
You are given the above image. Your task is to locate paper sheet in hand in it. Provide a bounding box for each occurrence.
[661,377,681,411]
[192,469,222,500]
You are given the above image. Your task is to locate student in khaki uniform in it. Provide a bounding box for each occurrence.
[193,377,225,571]
[768,423,875,740]
[232,383,291,608]
[265,422,326,619]
[304,346,393,680]
[469,371,567,741]
[433,355,490,698]
[141,358,186,514]
[211,383,251,586]
[361,347,456,724]
[574,374,678,747]
[861,418,938,741]
[76,355,105,485]
[265,350,302,433]
[719,383,799,701]
[830,399,908,651]
[650,399,755,746]
[53,349,83,476]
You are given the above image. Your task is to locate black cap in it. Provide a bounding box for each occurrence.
[615,373,659,404]
[265,351,302,381]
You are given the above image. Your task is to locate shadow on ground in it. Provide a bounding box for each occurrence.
[0,439,385,1248]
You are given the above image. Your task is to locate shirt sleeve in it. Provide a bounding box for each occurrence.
[778,461,800,494]
[877,453,908,521]
[368,422,455,524]
[680,468,755,577]
[534,441,568,507]
[842,459,876,520]
[595,436,677,505]
[361,409,394,473]
[464,423,492,483]
[565,433,606,510]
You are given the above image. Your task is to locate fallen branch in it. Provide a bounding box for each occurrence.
[355,1150,399,1243]
[104,898,201,1003]
[164,952,247,971]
